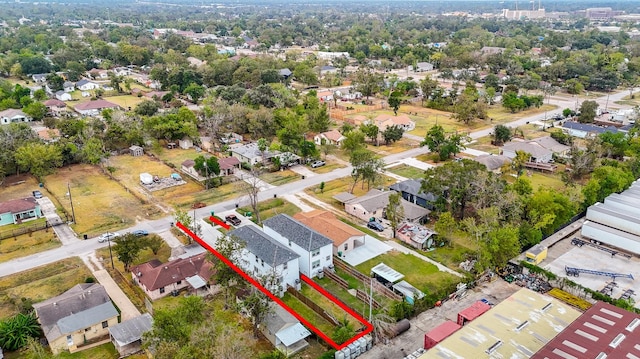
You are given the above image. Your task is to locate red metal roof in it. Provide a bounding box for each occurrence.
[458,301,491,321]
[0,197,38,214]
[532,301,640,359]
[426,321,462,342]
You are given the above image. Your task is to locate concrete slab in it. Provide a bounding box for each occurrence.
[340,235,392,266]
[543,242,640,309]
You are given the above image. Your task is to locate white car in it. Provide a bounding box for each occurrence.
[98,232,121,243]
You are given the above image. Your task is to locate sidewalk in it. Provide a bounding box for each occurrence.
[81,252,141,321]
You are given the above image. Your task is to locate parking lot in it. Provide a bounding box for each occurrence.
[360,278,520,359]
[543,236,640,309]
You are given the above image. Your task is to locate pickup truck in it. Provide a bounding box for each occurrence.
[225,214,242,226]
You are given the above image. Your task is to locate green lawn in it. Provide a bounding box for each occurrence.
[282,292,336,335]
[305,175,396,210]
[386,164,426,179]
[523,171,568,192]
[104,95,146,109]
[311,161,345,174]
[237,198,301,223]
[299,283,361,328]
[355,251,460,295]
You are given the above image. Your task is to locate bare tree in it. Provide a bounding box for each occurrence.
[238,168,263,224]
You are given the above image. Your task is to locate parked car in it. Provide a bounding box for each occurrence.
[32,190,43,199]
[131,230,149,236]
[225,214,241,226]
[311,160,326,168]
[98,232,121,243]
[367,221,385,232]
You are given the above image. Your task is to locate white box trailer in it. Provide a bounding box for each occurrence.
[586,203,640,237]
[581,221,640,255]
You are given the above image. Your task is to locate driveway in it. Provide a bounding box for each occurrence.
[37,197,79,246]
[288,164,316,178]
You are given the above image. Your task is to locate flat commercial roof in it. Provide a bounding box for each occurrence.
[371,263,404,283]
[418,288,582,359]
[532,301,640,359]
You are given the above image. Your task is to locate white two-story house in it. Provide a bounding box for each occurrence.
[229,225,300,297]
[263,214,333,279]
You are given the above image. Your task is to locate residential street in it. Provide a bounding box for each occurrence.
[0,89,636,280]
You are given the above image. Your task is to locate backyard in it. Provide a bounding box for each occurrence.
[151,147,201,169]
[0,258,92,319]
[355,251,461,296]
[44,164,161,237]
[103,94,146,109]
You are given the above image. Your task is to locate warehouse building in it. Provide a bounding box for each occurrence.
[532,301,640,359]
[581,181,640,255]
[418,288,581,358]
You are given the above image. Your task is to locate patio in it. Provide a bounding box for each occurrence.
[340,235,393,266]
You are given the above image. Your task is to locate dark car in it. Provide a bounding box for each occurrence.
[131,230,149,236]
[367,221,384,232]
[225,214,242,226]
[32,190,43,199]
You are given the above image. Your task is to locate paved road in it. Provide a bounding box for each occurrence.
[1,89,636,279]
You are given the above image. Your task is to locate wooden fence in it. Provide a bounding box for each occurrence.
[333,259,403,302]
[0,220,57,241]
[324,268,381,309]
[286,287,340,326]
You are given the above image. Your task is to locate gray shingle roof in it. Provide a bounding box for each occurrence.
[229,226,299,267]
[109,313,153,346]
[389,179,437,202]
[33,283,117,343]
[263,214,333,251]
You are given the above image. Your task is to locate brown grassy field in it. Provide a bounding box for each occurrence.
[305,175,396,212]
[44,164,161,237]
[0,175,46,202]
[0,229,60,262]
[0,258,92,319]
[152,147,201,169]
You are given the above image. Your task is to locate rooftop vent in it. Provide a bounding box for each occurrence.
[609,333,625,348]
[542,303,553,312]
[595,353,607,359]
[515,321,530,332]
[626,318,640,332]
[485,341,503,354]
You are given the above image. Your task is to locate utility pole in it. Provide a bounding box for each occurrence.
[369,272,374,322]
[67,182,76,224]
[108,239,115,269]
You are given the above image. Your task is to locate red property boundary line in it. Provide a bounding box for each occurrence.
[176,221,374,350]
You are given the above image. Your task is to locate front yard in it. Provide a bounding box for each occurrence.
[0,229,60,262]
[260,169,300,186]
[386,164,426,180]
[237,198,301,223]
[304,175,396,212]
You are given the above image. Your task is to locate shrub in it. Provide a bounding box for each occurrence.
[85,277,95,283]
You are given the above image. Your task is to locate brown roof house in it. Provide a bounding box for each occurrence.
[43,99,68,116]
[373,114,415,132]
[334,189,430,223]
[219,156,240,176]
[294,210,366,257]
[0,197,42,226]
[181,159,204,181]
[131,253,216,300]
[32,283,119,354]
[74,99,120,116]
[314,129,345,146]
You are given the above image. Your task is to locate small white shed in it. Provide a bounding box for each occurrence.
[140,173,153,185]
